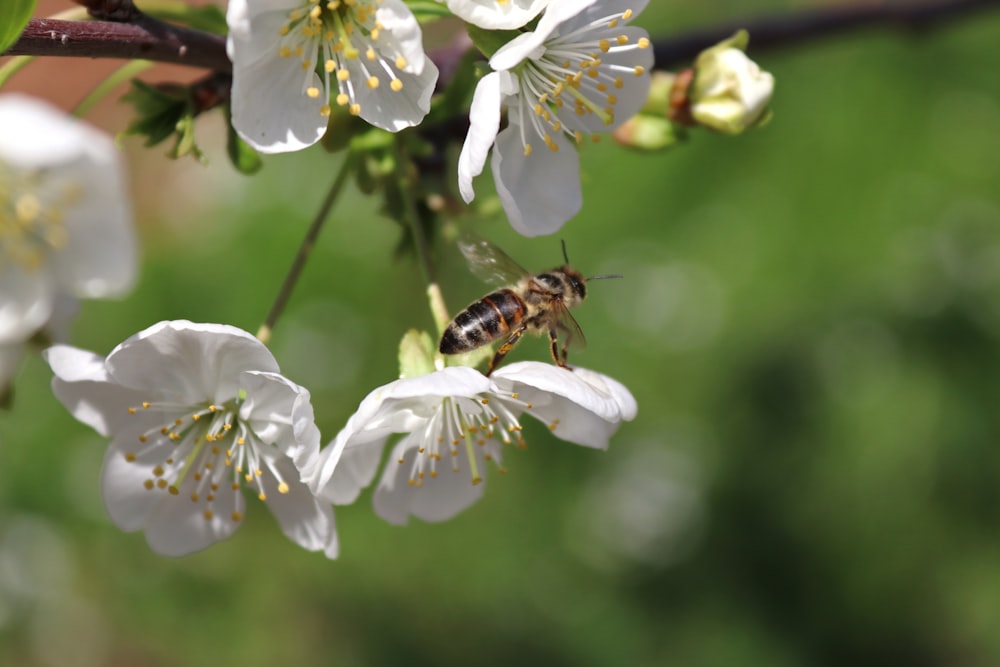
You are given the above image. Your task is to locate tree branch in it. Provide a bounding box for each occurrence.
[4,16,230,72]
[4,0,996,75]
[654,0,1000,67]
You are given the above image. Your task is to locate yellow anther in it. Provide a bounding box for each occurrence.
[142,402,151,409]
[336,92,349,106]
[638,37,650,48]
[278,482,290,494]
[306,86,321,98]
[349,103,361,115]
[408,479,415,487]
[168,486,179,496]
[395,55,407,69]
[128,407,136,415]
[232,511,243,523]
[320,104,332,117]
[337,69,350,81]
[599,39,610,52]
[203,510,214,521]
[258,492,267,501]
[367,76,380,89]
[156,479,167,489]
[523,143,533,156]
[125,452,137,462]
[390,79,403,92]
[143,479,154,490]
[237,437,245,445]
[634,65,645,76]
[190,492,199,502]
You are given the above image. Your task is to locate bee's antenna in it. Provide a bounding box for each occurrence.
[561,239,570,265]
[587,274,624,281]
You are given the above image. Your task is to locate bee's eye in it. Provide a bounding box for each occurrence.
[570,277,586,298]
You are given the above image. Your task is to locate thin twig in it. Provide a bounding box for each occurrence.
[256,155,354,344]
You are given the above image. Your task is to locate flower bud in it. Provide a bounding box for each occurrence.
[689,30,774,135]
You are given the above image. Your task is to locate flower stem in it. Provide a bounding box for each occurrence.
[393,140,450,336]
[73,58,152,116]
[256,154,353,344]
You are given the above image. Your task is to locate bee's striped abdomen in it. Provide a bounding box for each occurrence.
[439,289,525,354]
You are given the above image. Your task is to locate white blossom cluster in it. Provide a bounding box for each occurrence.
[2,0,775,560]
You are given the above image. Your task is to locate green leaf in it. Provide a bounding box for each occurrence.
[225,111,263,174]
[465,24,521,60]
[137,1,228,34]
[0,0,37,54]
[403,0,453,23]
[120,79,205,163]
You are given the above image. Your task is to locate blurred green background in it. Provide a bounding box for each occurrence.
[4,2,1000,665]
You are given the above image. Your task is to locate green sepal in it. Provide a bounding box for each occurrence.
[0,0,36,54]
[225,104,262,174]
[398,329,437,379]
[465,24,521,60]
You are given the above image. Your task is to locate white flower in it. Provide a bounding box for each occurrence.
[457,0,653,237]
[689,31,774,135]
[0,293,77,396]
[44,320,338,559]
[306,361,636,525]
[0,94,136,347]
[227,0,439,153]
[442,0,550,29]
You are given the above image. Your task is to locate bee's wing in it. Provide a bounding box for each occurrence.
[458,237,529,287]
[555,302,588,351]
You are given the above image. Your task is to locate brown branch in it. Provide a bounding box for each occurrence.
[653,0,1000,67]
[4,0,998,77]
[5,17,230,72]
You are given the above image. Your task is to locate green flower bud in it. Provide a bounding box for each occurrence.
[690,30,774,135]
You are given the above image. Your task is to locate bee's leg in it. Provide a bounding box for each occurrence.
[487,323,529,376]
[548,327,571,369]
[555,323,574,367]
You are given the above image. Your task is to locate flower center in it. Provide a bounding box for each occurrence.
[398,392,538,489]
[276,0,408,118]
[122,395,291,524]
[0,166,73,272]
[509,6,650,156]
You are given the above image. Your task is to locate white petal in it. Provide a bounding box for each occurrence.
[230,49,328,153]
[492,124,581,237]
[0,94,90,168]
[445,0,550,30]
[0,263,53,344]
[352,56,438,132]
[493,361,636,449]
[265,458,339,558]
[45,345,144,437]
[375,0,428,73]
[105,321,279,403]
[100,440,164,532]
[458,71,503,203]
[307,367,492,502]
[315,433,388,505]
[557,26,653,135]
[240,371,317,456]
[372,432,491,524]
[144,482,243,557]
[489,0,597,71]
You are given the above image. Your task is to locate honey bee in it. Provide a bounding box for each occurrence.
[439,238,620,375]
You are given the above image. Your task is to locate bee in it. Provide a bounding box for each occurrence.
[439,238,620,375]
